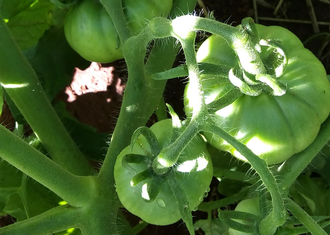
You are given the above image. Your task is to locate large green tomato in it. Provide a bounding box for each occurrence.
[185,24,330,165]
[114,119,213,225]
[64,0,173,63]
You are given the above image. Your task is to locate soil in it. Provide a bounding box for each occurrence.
[1,0,329,234]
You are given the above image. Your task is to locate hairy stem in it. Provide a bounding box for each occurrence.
[201,124,287,230]
[97,0,198,233]
[0,124,95,207]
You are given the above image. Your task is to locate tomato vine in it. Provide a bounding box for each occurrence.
[0,0,330,235]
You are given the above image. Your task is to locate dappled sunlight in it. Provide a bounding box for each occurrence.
[1,83,28,89]
[65,62,124,103]
[233,135,281,161]
[215,103,234,118]
[246,136,276,156]
[125,104,138,113]
[141,183,150,200]
[176,156,208,173]
[158,158,170,168]
[171,16,198,39]
[58,201,68,206]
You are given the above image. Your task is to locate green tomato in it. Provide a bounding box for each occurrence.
[114,119,213,225]
[64,0,173,63]
[185,24,330,165]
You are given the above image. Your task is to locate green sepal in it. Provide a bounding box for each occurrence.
[256,73,287,96]
[218,210,260,233]
[228,69,262,96]
[122,154,151,172]
[167,171,195,235]
[130,126,160,157]
[151,63,231,80]
[259,39,288,78]
[130,169,153,187]
[166,103,182,141]
[241,17,260,50]
[144,175,165,202]
[207,88,242,114]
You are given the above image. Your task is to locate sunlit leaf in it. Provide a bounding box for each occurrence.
[1,0,54,50]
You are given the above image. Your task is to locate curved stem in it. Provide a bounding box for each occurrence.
[167,171,195,235]
[152,31,209,173]
[149,15,268,77]
[201,123,287,230]
[208,88,242,113]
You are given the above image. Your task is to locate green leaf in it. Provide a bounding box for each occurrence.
[24,26,89,101]
[0,160,61,221]
[53,102,109,161]
[289,174,330,216]
[55,228,81,235]
[1,0,54,50]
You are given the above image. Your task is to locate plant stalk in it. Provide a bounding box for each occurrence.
[0,15,92,175]
[0,124,95,207]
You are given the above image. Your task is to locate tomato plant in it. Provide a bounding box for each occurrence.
[1,0,330,235]
[114,119,213,225]
[185,24,330,165]
[64,0,173,63]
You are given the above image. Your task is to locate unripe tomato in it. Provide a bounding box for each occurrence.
[114,119,213,225]
[64,0,173,63]
[185,24,330,165]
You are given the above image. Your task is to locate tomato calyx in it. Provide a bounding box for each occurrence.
[122,152,170,202]
[121,122,180,202]
[230,18,289,97]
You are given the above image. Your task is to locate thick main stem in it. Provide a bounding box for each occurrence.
[0,16,92,176]
[97,1,198,234]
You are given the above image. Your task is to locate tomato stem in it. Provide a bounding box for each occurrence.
[0,124,95,207]
[152,120,200,174]
[0,206,81,235]
[0,15,92,175]
[201,123,288,230]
